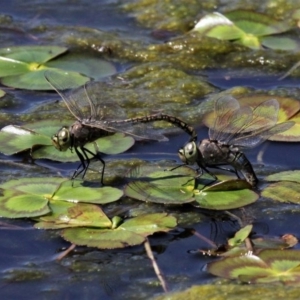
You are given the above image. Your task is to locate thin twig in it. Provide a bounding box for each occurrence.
[192,229,217,248]
[55,244,76,261]
[144,238,168,293]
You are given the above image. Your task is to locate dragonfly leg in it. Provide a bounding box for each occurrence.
[165,164,186,172]
[72,147,87,184]
[209,165,240,178]
[82,147,106,186]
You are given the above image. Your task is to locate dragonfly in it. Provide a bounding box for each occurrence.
[177,95,294,187]
[45,72,197,184]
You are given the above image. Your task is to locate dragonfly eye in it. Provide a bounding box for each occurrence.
[52,127,70,152]
[178,141,197,164]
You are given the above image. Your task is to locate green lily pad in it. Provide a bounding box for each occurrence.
[0,125,51,155]
[34,201,112,229]
[0,177,122,218]
[61,213,177,249]
[0,46,116,90]
[194,179,258,210]
[0,190,50,218]
[52,181,123,204]
[125,165,258,209]
[207,249,300,284]
[193,12,245,40]
[225,10,291,36]
[193,11,294,50]
[265,170,300,183]
[45,52,116,81]
[261,36,299,51]
[124,164,196,204]
[262,181,300,204]
[262,171,300,203]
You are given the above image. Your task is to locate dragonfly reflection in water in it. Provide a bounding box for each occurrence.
[178,96,294,187]
[45,72,196,184]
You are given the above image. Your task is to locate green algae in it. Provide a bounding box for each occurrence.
[153,283,300,300]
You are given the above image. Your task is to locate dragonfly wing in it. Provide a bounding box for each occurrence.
[45,70,89,121]
[241,99,279,132]
[209,96,252,143]
[231,121,294,148]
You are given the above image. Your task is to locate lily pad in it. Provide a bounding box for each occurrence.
[193,11,295,50]
[0,177,122,218]
[61,213,177,249]
[34,201,112,229]
[262,181,300,204]
[0,189,50,218]
[0,125,51,155]
[207,249,300,284]
[52,181,123,204]
[265,170,300,183]
[0,46,116,90]
[124,164,196,204]
[194,178,258,210]
[262,171,300,203]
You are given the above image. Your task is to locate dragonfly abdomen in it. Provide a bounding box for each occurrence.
[199,139,258,186]
[118,113,197,140]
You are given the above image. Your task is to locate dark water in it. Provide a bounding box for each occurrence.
[0,1,300,299]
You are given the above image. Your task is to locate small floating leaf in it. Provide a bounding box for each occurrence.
[228,224,253,247]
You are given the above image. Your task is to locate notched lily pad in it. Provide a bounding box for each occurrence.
[207,249,300,284]
[124,164,196,204]
[61,213,177,249]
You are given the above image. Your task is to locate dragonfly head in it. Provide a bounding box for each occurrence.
[52,126,71,151]
[178,141,198,165]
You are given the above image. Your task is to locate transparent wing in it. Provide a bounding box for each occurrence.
[231,121,294,148]
[45,71,169,141]
[227,99,282,147]
[207,96,288,148]
[208,96,253,142]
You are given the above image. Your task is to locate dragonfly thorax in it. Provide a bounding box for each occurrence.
[178,141,198,165]
[52,126,71,152]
